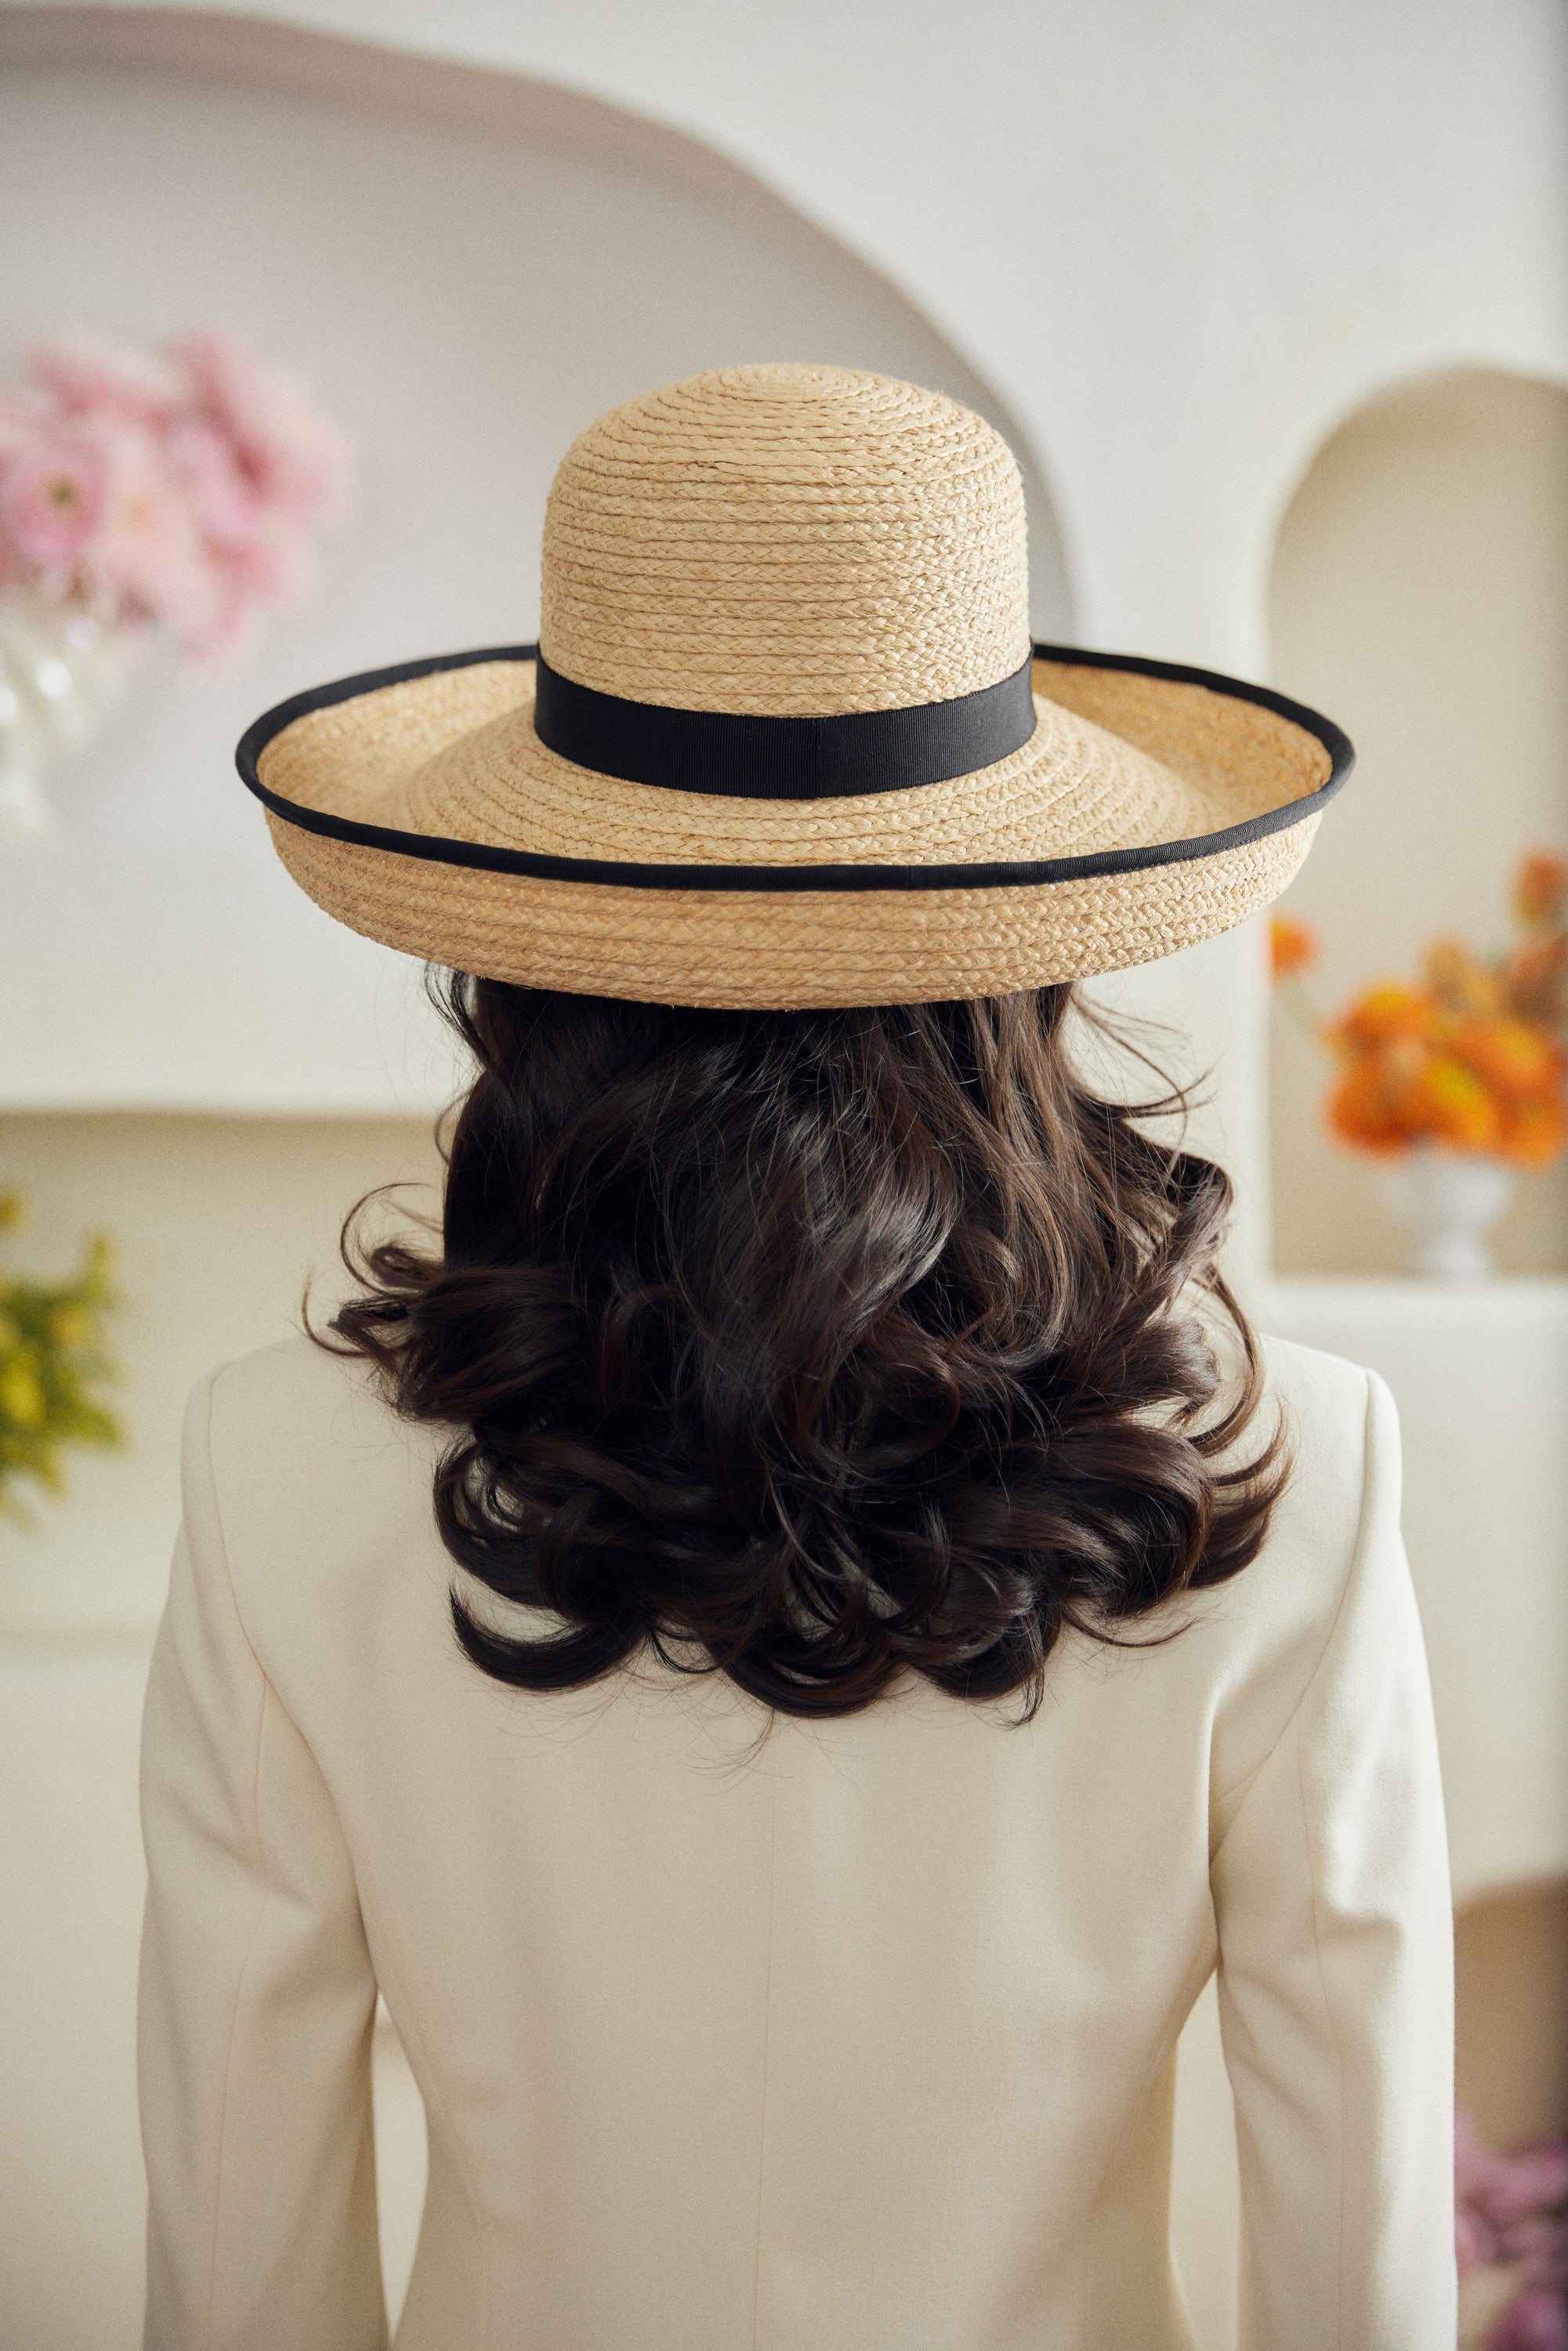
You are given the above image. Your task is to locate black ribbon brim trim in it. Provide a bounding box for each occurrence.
[236,642,1353,896]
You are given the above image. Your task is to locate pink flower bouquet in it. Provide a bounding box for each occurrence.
[1458,2106,1568,2350]
[0,328,349,666]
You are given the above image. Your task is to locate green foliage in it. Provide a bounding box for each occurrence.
[0,1188,122,1521]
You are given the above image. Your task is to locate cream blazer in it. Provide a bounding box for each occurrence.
[139,1330,1456,2350]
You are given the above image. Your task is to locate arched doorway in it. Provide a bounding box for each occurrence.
[1266,368,1568,1275]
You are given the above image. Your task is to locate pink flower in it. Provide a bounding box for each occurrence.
[0,435,110,566]
[78,419,222,648]
[1490,2144,1568,2231]
[0,383,60,453]
[168,329,350,524]
[164,416,262,548]
[1457,2110,1568,2288]
[223,516,311,603]
[1498,2214,1568,2280]
[0,323,349,664]
[1460,2201,1503,2279]
[1491,2288,1568,2351]
[30,331,183,424]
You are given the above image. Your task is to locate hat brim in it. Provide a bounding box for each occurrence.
[237,644,1349,1008]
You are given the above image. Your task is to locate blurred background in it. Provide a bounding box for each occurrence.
[0,5,1563,2346]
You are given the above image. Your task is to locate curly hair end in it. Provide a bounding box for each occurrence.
[320,978,1288,1721]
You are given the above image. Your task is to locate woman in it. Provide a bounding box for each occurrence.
[139,366,1455,2349]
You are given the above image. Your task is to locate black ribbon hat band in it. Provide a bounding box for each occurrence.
[531,649,1038,802]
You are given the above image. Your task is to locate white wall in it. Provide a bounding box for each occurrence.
[24,0,1559,664]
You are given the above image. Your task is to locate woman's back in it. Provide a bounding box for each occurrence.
[139,1323,1452,2350]
[141,365,1454,2348]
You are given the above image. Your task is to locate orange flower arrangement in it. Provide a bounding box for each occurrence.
[1269,851,1568,1169]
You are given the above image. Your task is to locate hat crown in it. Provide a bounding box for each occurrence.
[539,364,1031,719]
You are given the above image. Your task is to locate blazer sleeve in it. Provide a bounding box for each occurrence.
[1210,1367,1456,2351]
[139,1367,388,2351]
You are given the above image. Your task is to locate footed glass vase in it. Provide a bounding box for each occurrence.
[1373,1146,1516,1279]
[0,587,140,838]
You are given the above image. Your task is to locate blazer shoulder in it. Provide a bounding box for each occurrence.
[186,1335,447,1650]
[1255,1328,1396,1531]
[1256,1326,1380,1434]
[1200,1331,1401,1805]
[200,1328,392,1447]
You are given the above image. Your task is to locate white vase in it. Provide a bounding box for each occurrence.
[0,586,141,839]
[1373,1146,1516,1279]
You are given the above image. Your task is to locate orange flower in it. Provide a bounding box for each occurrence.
[1326,1058,1410,1156]
[1447,1014,1564,1102]
[1402,1055,1504,1153]
[1424,938,1503,1020]
[1269,914,1317,981]
[1497,1092,1568,1168]
[1317,860,1568,1167]
[1503,933,1568,1027]
[1328,982,1436,1054]
[1515,849,1568,929]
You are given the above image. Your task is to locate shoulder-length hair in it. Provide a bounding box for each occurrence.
[323,976,1287,1719]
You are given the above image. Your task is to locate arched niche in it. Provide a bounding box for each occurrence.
[0,8,1072,1114]
[1266,368,1568,1276]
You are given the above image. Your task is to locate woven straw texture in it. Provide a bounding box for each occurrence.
[267,803,1317,1005]
[541,364,1030,715]
[250,364,1337,1008]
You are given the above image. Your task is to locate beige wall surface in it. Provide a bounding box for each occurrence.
[1455,1878,1568,2146]
[0,1113,441,1632]
[1260,1277,1568,1907]
[1267,369,1568,1277]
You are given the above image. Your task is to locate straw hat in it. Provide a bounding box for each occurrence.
[238,364,1350,1009]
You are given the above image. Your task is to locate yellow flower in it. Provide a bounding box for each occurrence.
[1328,982,1436,1054]
[0,1353,47,1430]
[1449,1015,1563,1102]
[1404,1056,1503,1153]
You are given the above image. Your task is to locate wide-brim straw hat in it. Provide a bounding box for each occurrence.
[239,364,1350,1009]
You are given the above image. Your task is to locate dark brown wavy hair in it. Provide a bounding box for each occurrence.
[322,976,1287,1719]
